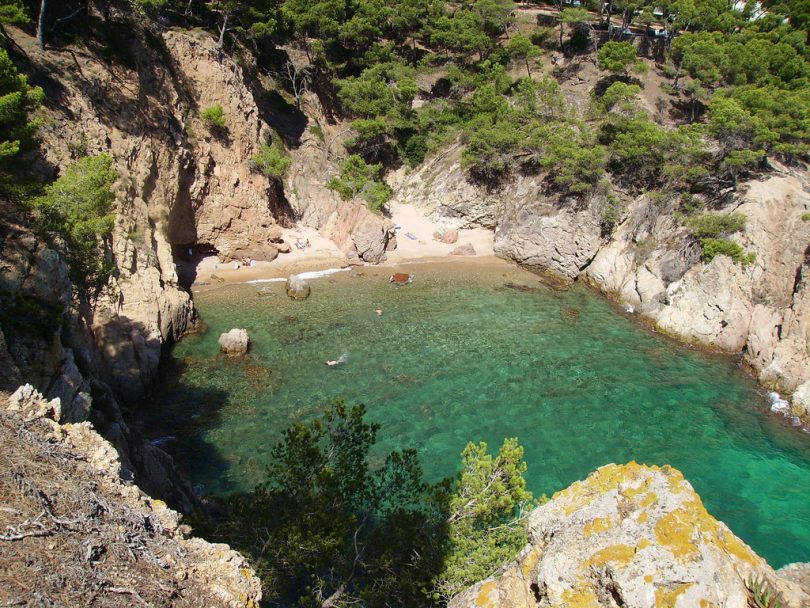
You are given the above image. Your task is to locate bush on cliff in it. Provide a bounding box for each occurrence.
[327,155,392,212]
[0,48,44,165]
[31,154,117,290]
[200,104,226,130]
[209,402,533,607]
[250,145,292,180]
[432,438,534,602]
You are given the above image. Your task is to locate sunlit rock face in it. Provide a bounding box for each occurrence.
[449,463,810,608]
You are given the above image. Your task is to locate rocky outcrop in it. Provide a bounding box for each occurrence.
[0,213,198,511]
[394,151,810,420]
[321,200,395,263]
[283,100,395,262]
[449,463,809,608]
[286,274,312,300]
[219,329,250,356]
[434,228,459,244]
[0,388,261,608]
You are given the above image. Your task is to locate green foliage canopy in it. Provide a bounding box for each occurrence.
[0,49,44,163]
[597,42,640,76]
[31,154,117,289]
[250,145,292,180]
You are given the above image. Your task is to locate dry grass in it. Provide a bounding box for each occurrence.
[0,410,232,607]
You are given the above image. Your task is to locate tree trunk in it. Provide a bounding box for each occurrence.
[37,0,47,50]
[217,11,229,49]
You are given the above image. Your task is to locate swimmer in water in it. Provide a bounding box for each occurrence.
[326,353,349,366]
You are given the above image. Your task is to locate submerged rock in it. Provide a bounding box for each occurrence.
[450,243,476,256]
[449,463,809,608]
[286,275,311,300]
[219,329,250,355]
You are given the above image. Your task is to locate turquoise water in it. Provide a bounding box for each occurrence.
[144,262,810,567]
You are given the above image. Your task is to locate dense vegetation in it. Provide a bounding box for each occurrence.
[6,0,808,241]
[202,403,534,607]
[118,0,808,251]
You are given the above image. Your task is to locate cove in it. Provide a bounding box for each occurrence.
[144,260,810,568]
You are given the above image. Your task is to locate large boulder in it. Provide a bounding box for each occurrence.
[450,463,808,608]
[434,228,459,244]
[495,199,602,281]
[790,380,810,422]
[286,275,311,300]
[218,329,250,355]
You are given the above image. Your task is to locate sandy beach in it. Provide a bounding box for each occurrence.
[189,202,498,290]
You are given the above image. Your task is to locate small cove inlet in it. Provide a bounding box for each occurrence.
[143,261,810,568]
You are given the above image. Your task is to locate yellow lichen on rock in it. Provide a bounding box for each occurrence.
[561,583,601,608]
[475,581,497,607]
[655,583,695,608]
[583,516,614,537]
[654,509,699,561]
[555,462,655,515]
[716,527,763,566]
[585,544,636,568]
[448,463,809,608]
[520,546,542,577]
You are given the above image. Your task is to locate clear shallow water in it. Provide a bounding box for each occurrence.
[144,262,810,567]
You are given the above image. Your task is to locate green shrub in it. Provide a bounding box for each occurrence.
[700,237,756,265]
[0,48,44,164]
[597,42,640,75]
[686,212,747,238]
[250,145,292,180]
[432,438,533,601]
[802,213,810,222]
[200,105,226,130]
[327,155,392,212]
[402,134,428,167]
[308,124,325,142]
[31,154,117,290]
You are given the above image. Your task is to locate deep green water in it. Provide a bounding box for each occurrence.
[144,262,810,567]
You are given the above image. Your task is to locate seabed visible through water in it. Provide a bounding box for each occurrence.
[143,260,810,567]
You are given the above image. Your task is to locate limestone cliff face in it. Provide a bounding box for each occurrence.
[1,21,301,508]
[393,154,810,419]
[284,113,396,263]
[2,386,261,608]
[449,463,809,608]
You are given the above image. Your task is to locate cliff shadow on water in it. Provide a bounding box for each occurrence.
[138,355,232,493]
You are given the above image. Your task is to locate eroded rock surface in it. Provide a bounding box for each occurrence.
[450,463,809,608]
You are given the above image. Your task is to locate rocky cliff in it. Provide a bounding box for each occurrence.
[1,385,261,607]
[394,147,810,421]
[449,463,810,608]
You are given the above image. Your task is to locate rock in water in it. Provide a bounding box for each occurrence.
[449,463,809,608]
[450,243,476,256]
[219,329,250,355]
[286,275,311,300]
[389,273,413,285]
